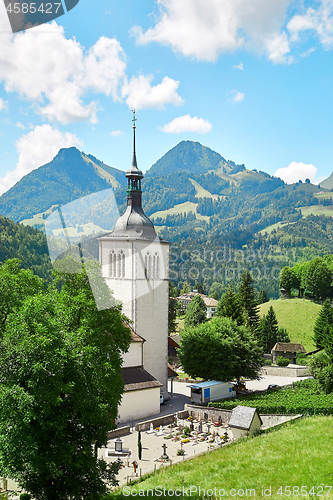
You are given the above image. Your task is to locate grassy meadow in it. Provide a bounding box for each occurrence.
[259,298,320,351]
[107,416,333,500]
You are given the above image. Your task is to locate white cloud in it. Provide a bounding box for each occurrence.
[233,62,244,70]
[133,0,292,62]
[161,114,212,134]
[122,75,183,110]
[266,32,294,64]
[230,90,245,103]
[16,122,25,129]
[0,125,82,195]
[300,47,316,57]
[110,130,124,137]
[0,98,8,110]
[0,22,127,124]
[274,161,325,185]
[288,2,333,49]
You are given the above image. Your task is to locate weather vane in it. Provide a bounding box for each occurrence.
[132,109,137,129]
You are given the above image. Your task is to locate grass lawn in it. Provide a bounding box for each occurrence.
[259,298,320,351]
[106,416,333,499]
[299,205,333,218]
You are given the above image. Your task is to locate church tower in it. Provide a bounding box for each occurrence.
[99,113,170,393]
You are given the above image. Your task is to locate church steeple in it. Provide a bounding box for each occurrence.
[126,110,143,208]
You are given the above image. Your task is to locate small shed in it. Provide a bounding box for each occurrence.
[228,406,263,440]
[271,342,306,364]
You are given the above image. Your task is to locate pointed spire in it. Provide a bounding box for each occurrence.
[126,109,143,179]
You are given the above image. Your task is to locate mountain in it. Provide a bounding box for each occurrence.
[145,140,245,178]
[0,147,126,224]
[320,172,333,190]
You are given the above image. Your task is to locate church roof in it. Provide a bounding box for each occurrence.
[101,204,159,241]
[121,366,162,392]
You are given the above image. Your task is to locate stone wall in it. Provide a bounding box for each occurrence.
[107,426,131,439]
[185,404,232,424]
[261,365,309,377]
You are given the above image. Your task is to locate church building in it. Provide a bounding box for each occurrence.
[98,114,170,423]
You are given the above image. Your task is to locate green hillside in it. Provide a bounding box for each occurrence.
[259,298,320,351]
[0,215,52,281]
[108,416,333,500]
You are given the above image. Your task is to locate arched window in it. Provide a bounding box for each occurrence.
[153,253,159,279]
[109,251,116,277]
[145,252,151,279]
[118,250,125,278]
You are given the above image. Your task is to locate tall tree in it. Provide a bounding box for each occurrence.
[258,306,279,352]
[313,298,333,349]
[258,289,268,304]
[305,258,332,300]
[194,281,205,294]
[168,281,179,335]
[0,257,131,499]
[184,295,207,329]
[238,270,260,334]
[178,316,263,381]
[217,284,244,326]
[279,267,297,297]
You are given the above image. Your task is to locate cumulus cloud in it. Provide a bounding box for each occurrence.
[133,0,292,62]
[287,1,333,49]
[274,161,325,185]
[122,75,183,110]
[0,21,183,124]
[110,130,124,137]
[0,125,82,195]
[230,90,244,103]
[161,114,212,134]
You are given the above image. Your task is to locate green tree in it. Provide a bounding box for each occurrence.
[184,295,207,329]
[181,281,191,294]
[209,281,223,300]
[168,281,179,335]
[217,284,244,326]
[177,316,263,381]
[0,258,131,499]
[258,306,279,352]
[279,267,296,297]
[194,281,205,294]
[238,271,260,334]
[305,258,332,299]
[258,289,268,304]
[313,298,333,349]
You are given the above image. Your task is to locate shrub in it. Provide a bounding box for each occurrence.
[177,449,185,456]
[20,495,31,500]
[277,356,290,367]
[264,359,272,366]
[296,352,308,365]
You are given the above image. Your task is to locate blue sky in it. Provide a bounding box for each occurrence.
[1,0,333,195]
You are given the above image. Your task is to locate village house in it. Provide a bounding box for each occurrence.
[271,342,306,364]
[228,406,263,440]
[177,291,218,318]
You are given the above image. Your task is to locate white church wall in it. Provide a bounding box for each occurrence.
[117,387,160,424]
[122,343,142,368]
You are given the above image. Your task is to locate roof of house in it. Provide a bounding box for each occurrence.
[272,342,306,353]
[121,367,162,392]
[168,363,178,378]
[228,406,263,430]
[168,334,181,348]
[177,293,218,307]
[124,322,145,343]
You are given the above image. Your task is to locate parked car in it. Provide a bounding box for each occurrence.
[267,384,280,391]
[160,393,169,405]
